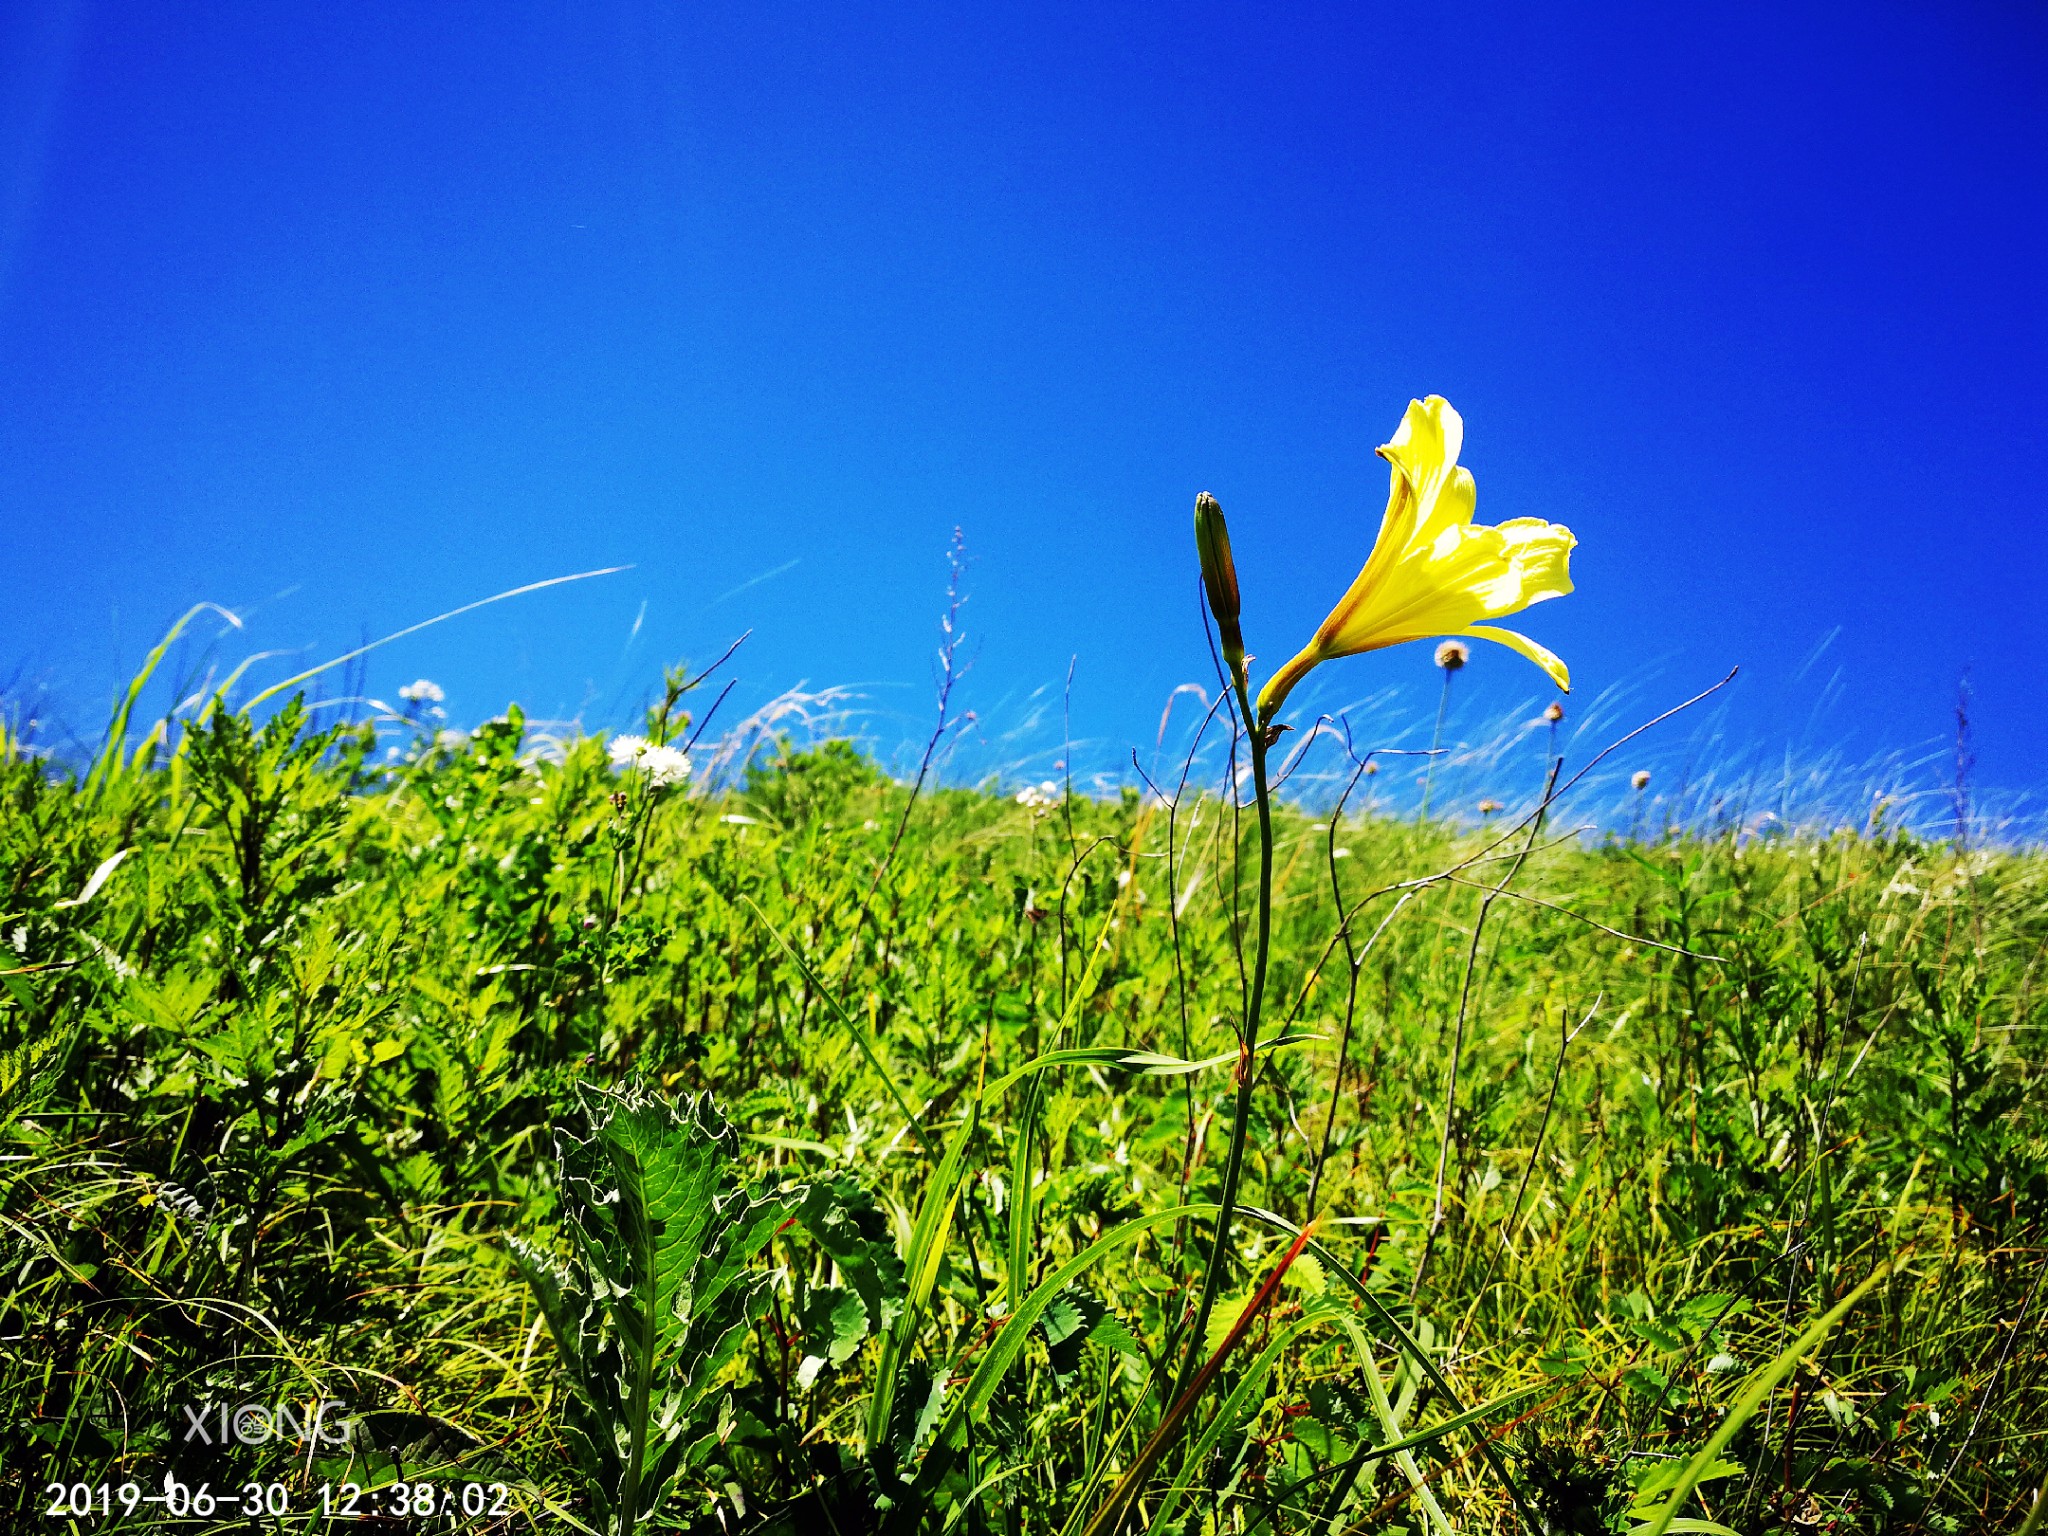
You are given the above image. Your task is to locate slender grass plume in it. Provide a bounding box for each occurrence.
[1423,642,1469,820]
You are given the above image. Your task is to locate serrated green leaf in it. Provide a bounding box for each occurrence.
[1624,1363,1671,1399]
[793,1173,906,1344]
[1538,1338,1595,1377]
[887,1360,949,1462]
[1675,1292,1749,1331]
[1038,1283,1106,1387]
[511,1082,793,1535]
[1629,1317,1689,1352]
[1203,1289,1254,1357]
[797,1285,873,1378]
[1089,1308,1143,1359]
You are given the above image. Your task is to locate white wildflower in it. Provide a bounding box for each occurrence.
[1014,781,1060,810]
[398,679,446,704]
[609,734,691,788]
[643,747,690,786]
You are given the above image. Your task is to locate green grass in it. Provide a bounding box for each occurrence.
[1,679,2042,1533]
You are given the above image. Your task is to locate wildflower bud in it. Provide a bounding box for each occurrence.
[1631,770,1651,791]
[1544,702,1564,723]
[1193,493,1245,682]
[1434,640,1469,672]
[1478,798,1501,815]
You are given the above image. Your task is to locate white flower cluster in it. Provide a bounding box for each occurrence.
[608,733,692,788]
[398,679,446,704]
[1014,780,1060,810]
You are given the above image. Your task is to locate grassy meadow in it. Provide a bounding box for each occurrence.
[1,668,2043,1533]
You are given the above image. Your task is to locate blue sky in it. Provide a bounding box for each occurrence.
[2,3,2043,816]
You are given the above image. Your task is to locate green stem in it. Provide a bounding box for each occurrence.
[1174,678,1273,1400]
[1421,668,1452,820]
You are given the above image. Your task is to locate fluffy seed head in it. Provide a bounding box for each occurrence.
[1544,701,1564,723]
[1631,769,1652,791]
[1434,640,1470,671]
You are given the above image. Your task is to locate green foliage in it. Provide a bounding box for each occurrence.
[0,665,2043,1533]
[787,1173,906,1384]
[1519,1435,1629,1534]
[742,739,885,829]
[509,1084,791,1535]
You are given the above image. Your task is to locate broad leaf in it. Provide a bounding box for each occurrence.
[510,1082,791,1536]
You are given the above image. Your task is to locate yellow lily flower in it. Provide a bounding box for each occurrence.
[1256,395,1575,724]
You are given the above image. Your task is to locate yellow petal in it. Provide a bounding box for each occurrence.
[1493,519,1575,605]
[1317,457,1422,657]
[1417,464,1478,543]
[1379,397,1458,497]
[1382,398,1478,544]
[1464,624,1571,692]
[1325,525,1512,647]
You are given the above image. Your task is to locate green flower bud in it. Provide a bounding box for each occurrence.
[1194,492,1245,683]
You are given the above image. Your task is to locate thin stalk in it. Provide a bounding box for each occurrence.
[1088,1218,1320,1536]
[1420,667,1453,820]
[1454,996,1601,1353]
[1306,782,1419,1215]
[1173,674,1272,1401]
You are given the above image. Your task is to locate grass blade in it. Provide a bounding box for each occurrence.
[1632,1252,1901,1536]
[1082,1217,1320,1536]
[867,1098,980,1451]
[898,1204,1215,1526]
[1241,1206,1538,1534]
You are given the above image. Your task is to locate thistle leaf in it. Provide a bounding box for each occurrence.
[512,1082,793,1534]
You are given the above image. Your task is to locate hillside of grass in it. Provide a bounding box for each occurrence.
[2,697,2043,1533]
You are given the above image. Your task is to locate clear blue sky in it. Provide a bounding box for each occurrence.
[2,3,2043,812]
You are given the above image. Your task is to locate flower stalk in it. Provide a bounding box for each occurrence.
[1176,494,1275,1402]
[1170,398,1574,1517]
